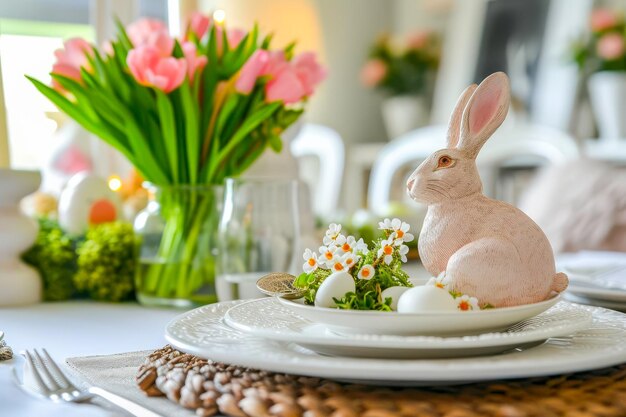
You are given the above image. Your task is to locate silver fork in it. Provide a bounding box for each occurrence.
[19,349,164,417]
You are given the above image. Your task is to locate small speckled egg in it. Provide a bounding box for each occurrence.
[381,286,410,311]
[397,285,457,313]
[315,271,355,308]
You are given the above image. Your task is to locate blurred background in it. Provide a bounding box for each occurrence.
[1,0,626,255]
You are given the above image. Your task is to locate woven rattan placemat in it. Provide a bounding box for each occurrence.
[137,345,626,417]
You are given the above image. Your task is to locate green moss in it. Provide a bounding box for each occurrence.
[73,222,137,302]
[22,218,79,301]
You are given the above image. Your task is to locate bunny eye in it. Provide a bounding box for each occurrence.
[436,155,455,169]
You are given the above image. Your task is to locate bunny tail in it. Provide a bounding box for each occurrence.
[551,272,569,293]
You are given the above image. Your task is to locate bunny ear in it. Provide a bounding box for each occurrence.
[447,84,477,149]
[458,72,510,159]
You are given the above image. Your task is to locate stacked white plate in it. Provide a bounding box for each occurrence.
[165,296,626,385]
[558,251,626,312]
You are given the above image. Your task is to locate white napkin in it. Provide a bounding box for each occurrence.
[557,251,626,291]
[0,356,117,417]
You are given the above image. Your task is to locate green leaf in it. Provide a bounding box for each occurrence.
[208,102,280,181]
[156,90,179,183]
[215,94,239,138]
[114,17,134,52]
[123,115,169,184]
[179,82,199,184]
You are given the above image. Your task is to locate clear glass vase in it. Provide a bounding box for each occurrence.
[133,184,222,307]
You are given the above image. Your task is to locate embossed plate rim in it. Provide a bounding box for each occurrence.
[223,298,593,350]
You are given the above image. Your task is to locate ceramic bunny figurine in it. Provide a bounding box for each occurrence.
[406,72,568,307]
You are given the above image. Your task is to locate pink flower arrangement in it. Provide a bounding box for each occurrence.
[572,8,626,72]
[34,13,327,186]
[32,13,327,304]
[361,31,439,95]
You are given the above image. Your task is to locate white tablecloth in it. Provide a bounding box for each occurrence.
[1,301,182,417]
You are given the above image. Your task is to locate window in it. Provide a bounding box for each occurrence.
[0,0,168,171]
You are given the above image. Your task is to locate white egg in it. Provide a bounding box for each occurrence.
[397,285,457,313]
[58,172,121,235]
[314,271,355,308]
[381,286,410,311]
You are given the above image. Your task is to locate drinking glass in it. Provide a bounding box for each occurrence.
[216,178,301,300]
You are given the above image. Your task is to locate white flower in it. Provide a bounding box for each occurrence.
[456,294,479,311]
[378,218,393,230]
[329,254,348,272]
[398,244,409,263]
[377,238,395,265]
[426,271,448,289]
[390,220,414,245]
[302,248,319,273]
[323,223,346,246]
[355,238,369,254]
[319,245,338,267]
[342,252,360,269]
[357,264,375,280]
[338,235,360,254]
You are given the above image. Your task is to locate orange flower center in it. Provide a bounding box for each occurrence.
[383,245,393,255]
[308,258,316,267]
[342,243,351,252]
[435,282,444,289]
[361,269,370,277]
[325,252,333,260]
[333,263,344,271]
[396,230,404,238]
[459,301,470,311]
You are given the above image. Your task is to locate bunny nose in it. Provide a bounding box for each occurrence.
[407,178,415,190]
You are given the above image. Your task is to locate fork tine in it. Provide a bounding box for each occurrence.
[23,350,50,392]
[41,349,73,388]
[32,349,61,391]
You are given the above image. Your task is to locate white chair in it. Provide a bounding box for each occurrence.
[291,123,345,218]
[368,125,446,215]
[368,123,580,215]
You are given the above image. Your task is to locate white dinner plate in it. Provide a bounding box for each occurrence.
[165,300,626,385]
[276,295,561,336]
[566,284,626,303]
[223,298,592,358]
[564,293,626,312]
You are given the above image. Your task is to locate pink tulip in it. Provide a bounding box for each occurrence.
[127,46,187,93]
[188,12,211,40]
[182,42,208,82]
[266,67,306,104]
[292,52,327,96]
[51,38,93,91]
[360,59,387,87]
[258,51,308,103]
[126,18,173,56]
[406,30,430,50]
[263,51,289,76]
[235,49,325,103]
[597,33,625,60]
[591,8,620,32]
[235,50,270,94]
[127,18,167,46]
